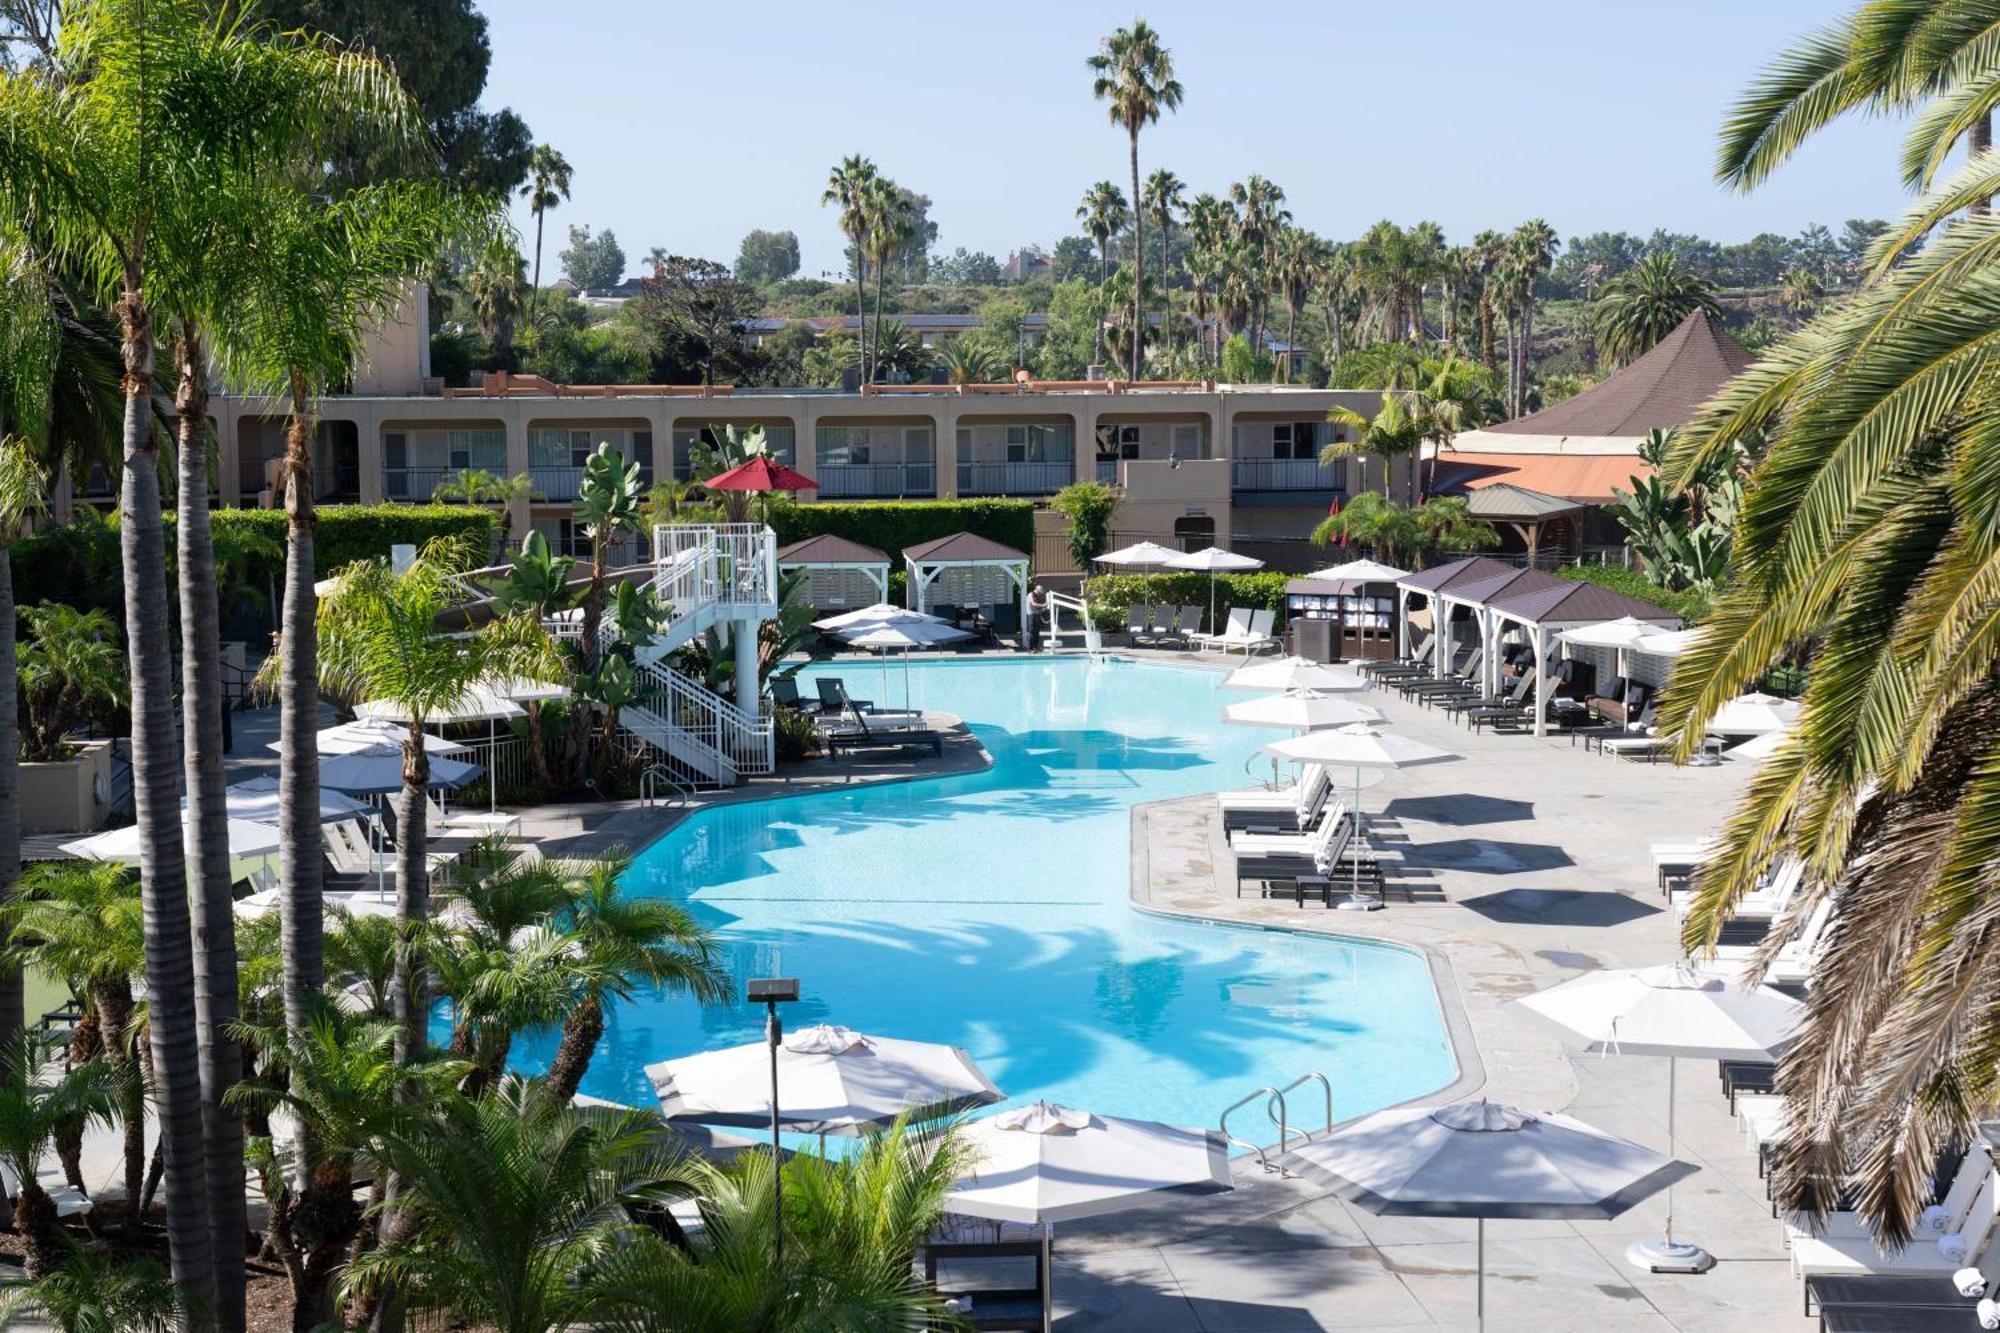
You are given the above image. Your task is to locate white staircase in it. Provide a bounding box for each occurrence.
[603,523,779,788]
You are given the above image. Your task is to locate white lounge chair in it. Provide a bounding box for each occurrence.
[0,1160,93,1218]
[1711,896,1833,986]
[1220,765,1331,834]
[1674,857,1803,922]
[1222,608,1280,656]
[1191,607,1251,650]
[1790,1162,2000,1276]
[1228,798,1349,857]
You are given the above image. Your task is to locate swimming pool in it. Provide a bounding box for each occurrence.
[515,655,1457,1135]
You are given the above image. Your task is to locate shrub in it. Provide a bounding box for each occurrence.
[765,498,1035,569]
[1083,572,1294,627]
[1555,564,1709,622]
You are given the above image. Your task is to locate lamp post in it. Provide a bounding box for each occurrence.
[747,976,799,1264]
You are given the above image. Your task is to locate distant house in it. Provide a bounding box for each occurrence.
[1004,250,1053,283]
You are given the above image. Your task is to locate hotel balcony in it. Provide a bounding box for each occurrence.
[528,464,652,502]
[955,460,1074,496]
[381,467,456,502]
[814,462,936,499]
[1231,457,1342,493]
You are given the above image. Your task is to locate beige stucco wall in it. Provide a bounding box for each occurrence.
[19,739,113,834]
[351,284,431,396]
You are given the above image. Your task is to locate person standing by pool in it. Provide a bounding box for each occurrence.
[1026,584,1049,650]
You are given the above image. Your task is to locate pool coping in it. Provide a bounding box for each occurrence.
[1125,793,1487,1129]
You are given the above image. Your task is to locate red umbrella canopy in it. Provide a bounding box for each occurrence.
[704,455,818,492]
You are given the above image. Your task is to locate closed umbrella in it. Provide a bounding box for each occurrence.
[1223,656,1368,693]
[1515,962,1801,1273]
[645,1024,1002,1138]
[1165,546,1265,627]
[946,1100,1232,1331]
[1224,692,1381,730]
[1262,724,1458,909]
[1285,1100,1695,1332]
[1708,691,1802,736]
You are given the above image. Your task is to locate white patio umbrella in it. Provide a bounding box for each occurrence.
[64,817,283,864]
[813,602,945,633]
[843,621,974,709]
[645,1024,1003,1138]
[1165,546,1265,627]
[223,776,370,826]
[1708,691,1802,736]
[1303,557,1408,583]
[293,718,472,757]
[1093,540,1183,571]
[1632,627,1698,657]
[356,686,528,811]
[1723,728,1790,763]
[1559,616,1679,689]
[314,749,482,796]
[945,1100,1232,1330]
[1515,962,1801,1274]
[1285,1100,1695,1332]
[1224,692,1382,730]
[484,673,571,705]
[1262,724,1459,909]
[1222,656,1368,693]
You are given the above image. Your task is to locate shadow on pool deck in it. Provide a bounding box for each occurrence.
[1458,887,1662,928]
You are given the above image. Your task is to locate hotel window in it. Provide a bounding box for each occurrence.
[1005,425,1029,463]
[1271,423,1317,461]
[1173,423,1203,458]
[1118,424,1142,460]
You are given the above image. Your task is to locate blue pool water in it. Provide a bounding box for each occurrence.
[515,656,1457,1133]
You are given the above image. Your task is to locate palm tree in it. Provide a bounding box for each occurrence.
[464,241,528,359]
[0,1238,179,1331]
[0,1036,119,1278]
[521,144,573,318]
[1228,175,1289,349]
[1590,252,1721,365]
[1090,21,1183,379]
[1470,229,1507,371]
[1144,167,1186,341]
[1778,263,1824,320]
[1272,227,1325,383]
[860,178,912,384]
[432,466,535,551]
[1323,391,1434,502]
[1076,181,1129,367]
[820,155,878,381]
[1655,3,2000,1241]
[939,337,1004,385]
[1501,220,1559,416]
[2,862,147,1226]
[543,854,727,1102]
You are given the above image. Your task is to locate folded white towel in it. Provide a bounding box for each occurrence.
[1977,1296,1998,1331]
[1941,1233,1971,1264]
[1958,1266,1988,1299]
[1922,1204,1954,1235]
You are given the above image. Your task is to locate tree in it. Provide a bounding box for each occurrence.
[1075,181,1129,366]
[1051,481,1120,586]
[1590,252,1721,365]
[734,228,800,284]
[542,854,726,1103]
[1272,227,1325,382]
[1499,220,1559,416]
[570,442,648,781]
[1090,20,1182,378]
[432,466,532,549]
[0,1239,179,1332]
[558,224,626,293]
[1659,0,2000,1242]
[1144,167,1187,333]
[820,156,878,381]
[464,239,528,358]
[860,178,913,383]
[1779,263,1824,319]
[521,144,572,316]
[1228,175,1289,349]
[637,256,761,385]
[0,1037,119,1278]
[1324,391,1433,500]
[1311,491,1495,568]
[933,247,1002,285]
[14,604,125,761]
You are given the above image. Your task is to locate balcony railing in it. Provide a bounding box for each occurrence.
[529,466,585,501]
[815,463,935,498]
[1232,457,1340,492]
[955,460,1074,496]
[382,467,456,501]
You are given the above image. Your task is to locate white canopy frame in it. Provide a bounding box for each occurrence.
[906,552,1031,626]
[1488,602,1678,737]
[779,555,890,612]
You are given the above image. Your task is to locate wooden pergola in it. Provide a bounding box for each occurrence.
[1462,483,1588,565]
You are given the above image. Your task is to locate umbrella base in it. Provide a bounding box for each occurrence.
[1335,895,1384,912]
[1626,1237,1714,1274]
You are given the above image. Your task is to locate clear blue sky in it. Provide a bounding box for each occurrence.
[481,0,1906,283]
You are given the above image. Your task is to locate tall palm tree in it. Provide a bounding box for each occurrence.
[464,241,528,360]
[820,155,878,381]
[1590,252,1721,365]
[1090,20,1183,379]
[1501,220,1559,416]
[1075,180,1129,367]
[521,144,572,319]
[860,178,912,384]
[1228,175,1289,352]
[1651,0,2000,1246]
[1271,226,1324,383]
[1143,167,1186,342]
[543,854,728,1103]
[1470,229,1507,371]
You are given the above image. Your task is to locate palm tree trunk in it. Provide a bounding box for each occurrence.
[1284,307,1298,384]
[278,379,326,1046]
[1159,218,1173,348]
[853,237,869,383]
[1129,130,1144,378]
[529,207,545,319]
[116,280,216,1321]
[1479,292,1495,371]
[872,252,887,384]
[91,978,143,1228]
[390,733,431,1068]
[543,993,605,1105]
[0,540,20,1067]
[175,328,247,1333]
[1095,243,1109,367]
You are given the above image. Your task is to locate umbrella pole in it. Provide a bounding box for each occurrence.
[1626,1054,1713,1272]
[1041,1227,1054,1333]
[1477,1217,1485,1333]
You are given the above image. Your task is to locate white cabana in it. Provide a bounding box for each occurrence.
[1480,581,1680,737]
[1222,657,1368,693]
[902,533,1032,627]
[1430,567,1568,700]
[777,534,891,613]
[1225,692,1381,730]
[1392,557,1517,679]
[645,1024,1003,1138]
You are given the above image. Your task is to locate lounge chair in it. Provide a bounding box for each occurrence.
[0,1160,92,1219]
[816,677,875,715]
[1218,764,1331,833]
[1586,676,1652,726]
[1191,606,1249,650]
[988,602,1021,643]
[1711,895,1833,985]
[1791,1151,2000,1278]
[1223,608,1281,656]
[1169,605,1203,645]
[819,684,942,758]
[1363,631,1438,679]
[1400,646,1485,698]
[924,1235,1048,1332]
[1232,819,1381,905]
[1806,1273,1984,1321]
[1229,796,1349,855]
[770,675,818,713]
[1674,856,1803,923]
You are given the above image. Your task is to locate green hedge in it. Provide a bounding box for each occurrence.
[1082,572,1295,634]
[767,498,1036,570]
[10,504,497,616]
[1555,564,1709,622]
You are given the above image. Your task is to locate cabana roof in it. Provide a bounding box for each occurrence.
[776,534,889,566]
[902,532,1030,565]
[1396,555,1516,596]
[1461,483,1587,523]
[1441,566,1567,607]
[1486,579,1681,627]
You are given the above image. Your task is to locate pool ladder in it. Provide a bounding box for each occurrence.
[1219,1071,1333,1176]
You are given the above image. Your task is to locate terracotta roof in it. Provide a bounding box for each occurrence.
[1486,580,1683,626]
[1482,310,1751,441]
[902,532,1030,564]
[1432,452,1649,505]
[1442,567,1567,606]
[1396,555,1518,594]
[775,534,889,566]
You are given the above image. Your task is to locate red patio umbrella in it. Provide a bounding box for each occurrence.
[703,455,818,493]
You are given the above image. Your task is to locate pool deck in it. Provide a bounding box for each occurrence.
[1052,650,1814,1331]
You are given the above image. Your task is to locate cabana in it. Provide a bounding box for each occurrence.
[902,532,1031,634]
[1462,484,1588,565]
[1483,581,1681,736]
[1394,556,1516,678]
[776,534,890,614]
[1433,567,1568,698]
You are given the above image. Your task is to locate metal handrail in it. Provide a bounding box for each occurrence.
[640,764,690,809]
[1264,1071,1333,1156]
[1219,1086,1285,1175]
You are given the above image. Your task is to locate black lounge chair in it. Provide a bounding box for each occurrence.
[770,675,818,713]
[924,1240,1047,1332]
[820,683,942,758]
[1806,1274,1977,1318]
[816,677,874,714]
